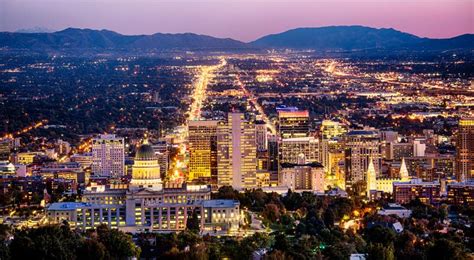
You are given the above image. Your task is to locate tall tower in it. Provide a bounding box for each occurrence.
[91,134,125,177]
[255,120,268,152]
[278,109,310,139]
[344,130,381,189]
[217,113,257,190]
[456,118,474,181]
[188,120,218,182]
[366,159,377,199]
[130,139,162,191]
[320,120,346,175]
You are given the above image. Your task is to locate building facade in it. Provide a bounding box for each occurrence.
[456,118,474,181]
[91,134,125,177]
[217,113,257,190]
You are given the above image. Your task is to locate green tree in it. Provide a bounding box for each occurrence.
[9,225,80,260]
[76,239,107,260]
[367,243,395,260]
[427,238,469,260]
[96,224,141,258]
[186,209,201,233]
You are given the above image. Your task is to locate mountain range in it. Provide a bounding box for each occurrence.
[1,26,472,52]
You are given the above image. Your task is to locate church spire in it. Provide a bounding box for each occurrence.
[400,157,409,181]
[366,158,377,199]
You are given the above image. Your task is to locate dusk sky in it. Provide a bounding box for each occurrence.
[0,0,472,42]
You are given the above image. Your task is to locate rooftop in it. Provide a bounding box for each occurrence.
[202,200,239,208]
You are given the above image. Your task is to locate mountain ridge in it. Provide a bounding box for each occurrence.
[1,26,472,52]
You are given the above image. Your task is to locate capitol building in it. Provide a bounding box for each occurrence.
[46,140,240,233]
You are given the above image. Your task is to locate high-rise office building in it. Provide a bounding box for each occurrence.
[344,130,382,188]
[255,120,268,152]
[320,120,346,174]
[151,140,169,180]
[321,120,346,140]
[91,134,125,177]
[267,134,279,172]
[280,137,320,164]
[0,139,11,161]
[278,109,310,139]
[456,118,474,181]
[217,113,257,190]
[188,120,218,182]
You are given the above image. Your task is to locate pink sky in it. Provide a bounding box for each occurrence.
[0,0,472,41]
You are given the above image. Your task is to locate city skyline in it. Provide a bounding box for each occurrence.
[0,0,472,41]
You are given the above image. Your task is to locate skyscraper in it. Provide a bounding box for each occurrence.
[320,120,346,174]
[255,120,268,152]
[280,137,320,164]
[344,130,382,189]
[188,120,218,182]
[217,113,257,190]
[91,134,125,177]
[456,118,474,181]
[278,109,310,139]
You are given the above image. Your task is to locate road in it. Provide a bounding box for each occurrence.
[188,58,226,121]
[235,75,277,134]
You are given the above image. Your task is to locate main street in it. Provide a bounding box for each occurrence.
[188,58,227,121]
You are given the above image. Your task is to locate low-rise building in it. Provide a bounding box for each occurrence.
[377,203,412,218]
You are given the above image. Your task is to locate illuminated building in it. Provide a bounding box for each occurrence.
[393,179,441,204]
[255,120,268,151]
[188,120,218,181]
[70,153,93,169]
[375,158,411,194]
[46,144,240,232]
[280,137,320,164]
[456,118,474,181]
[0,140,10,161]
[151,140,169,179]
[344,130,381,189]
[447,182,474,206]
[320,120,346,175]
[267,134,279,172]
[56,139,71,155]
[129,139,162,191]
[279,155,324,193]
[389,142,413,161]
[0,161,16,176]
[91,134,125,177]
[278,109,310,139]
[321,120,346,140]
[217,113,257,190]
[16,152,41,164]
[39,162,89,185]
[366,159,377,199]
[413,138,426,157]
[46,186,240,232]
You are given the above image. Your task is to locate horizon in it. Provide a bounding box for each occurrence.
[1,0,472,42]
[4,24,473,43]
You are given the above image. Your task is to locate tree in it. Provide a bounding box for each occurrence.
[9,225,80,260]
[76,239,107,260]
[427,239,469,260]
[364,226,396,246]
[263,204,281,224]
[96,224,141,258]
[186,209,201,233]
[366,243,395,260]
[323,208,335,227]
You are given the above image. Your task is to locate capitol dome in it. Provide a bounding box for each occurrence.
[135,139,156,160]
